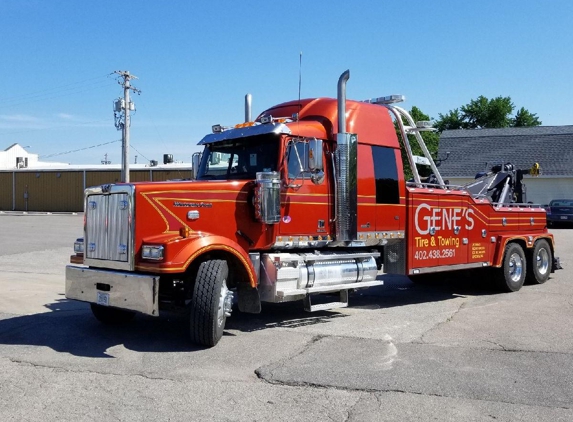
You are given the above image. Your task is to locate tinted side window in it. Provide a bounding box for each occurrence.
[372,146,399,204]
[286,141,310,178]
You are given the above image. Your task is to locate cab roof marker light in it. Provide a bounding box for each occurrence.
[234,121,256,129]
[364,95,406,105]
[416,120,433,129]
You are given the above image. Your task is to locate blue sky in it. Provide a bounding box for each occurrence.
[1,0,572,165]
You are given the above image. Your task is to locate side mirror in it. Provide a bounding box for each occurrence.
[308,138,323,172]
[191,153,202,179]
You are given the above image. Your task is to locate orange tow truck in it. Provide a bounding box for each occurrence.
[66,70,557,346]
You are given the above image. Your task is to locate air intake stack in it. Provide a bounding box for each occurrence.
[335,70,358,243]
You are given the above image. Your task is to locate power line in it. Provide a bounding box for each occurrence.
[0,118,114,135]
[40,139,121,158]
[129,143,151,162]
[0,81,117,109]
[0,75,113,104]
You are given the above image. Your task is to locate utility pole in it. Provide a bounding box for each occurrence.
[113,70,141,182]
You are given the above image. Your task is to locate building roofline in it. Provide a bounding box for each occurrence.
[440,125,573,138]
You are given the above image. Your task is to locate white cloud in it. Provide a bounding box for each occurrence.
[0,114,41,123]
[57,113,74,119]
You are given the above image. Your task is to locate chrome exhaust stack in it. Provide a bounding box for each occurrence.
[335,70,357,243]
[245,94,252,122]
[337,70,350,135]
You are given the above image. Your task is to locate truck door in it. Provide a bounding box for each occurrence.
[279,140,331,238]
[467,198,491,264]
[371,146,405,232]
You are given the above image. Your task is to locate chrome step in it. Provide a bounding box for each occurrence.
[304,290,349,312]
[276,279,383,299]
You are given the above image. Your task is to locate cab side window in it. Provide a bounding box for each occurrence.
[286,142,310,179]
[372,146,399,204]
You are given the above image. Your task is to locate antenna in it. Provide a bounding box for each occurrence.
[297,51,302,121]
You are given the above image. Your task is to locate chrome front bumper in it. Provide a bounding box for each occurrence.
[65,265,160,316]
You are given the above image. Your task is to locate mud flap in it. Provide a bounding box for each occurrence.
[237,284,262,313]
[553,256,563,272]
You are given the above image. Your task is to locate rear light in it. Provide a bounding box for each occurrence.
[142,245,164,260]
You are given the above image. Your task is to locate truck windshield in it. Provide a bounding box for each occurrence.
[196,134,280,180]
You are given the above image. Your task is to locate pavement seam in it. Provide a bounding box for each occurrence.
[408,340,573,356]
[253,377,573,411]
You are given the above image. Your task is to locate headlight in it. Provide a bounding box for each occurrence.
[142,245,164,260]
[74,238,84,254]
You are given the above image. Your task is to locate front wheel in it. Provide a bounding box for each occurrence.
[494,243,526,292]
[189,259,232,347]
[526,239,552,284]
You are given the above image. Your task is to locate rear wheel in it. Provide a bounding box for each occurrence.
[90,304,135,324]
[526,239,552,284]
[494,243,526,292]
[189,259,232,347]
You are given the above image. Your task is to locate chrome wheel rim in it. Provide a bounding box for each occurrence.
[509,252,523,282]
[217,282,233,328]
[536,248,550,276]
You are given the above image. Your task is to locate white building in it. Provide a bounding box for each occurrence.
[0,143,70,170]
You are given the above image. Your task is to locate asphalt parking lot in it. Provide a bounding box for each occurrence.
[0,213,571,421]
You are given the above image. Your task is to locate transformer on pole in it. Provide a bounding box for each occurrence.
[113,70,141,183]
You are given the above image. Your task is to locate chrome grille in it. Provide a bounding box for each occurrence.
[84,185,134,271]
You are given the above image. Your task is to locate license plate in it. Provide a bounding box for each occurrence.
[97,292,110,306]
[561,216,568,220]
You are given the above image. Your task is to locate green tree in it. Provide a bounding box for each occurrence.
[435,96,541,131]
[434,108,464,132]
[513,107,542,127]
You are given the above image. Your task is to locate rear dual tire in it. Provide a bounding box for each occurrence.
[494,243,526,292]
[526,239,552,285]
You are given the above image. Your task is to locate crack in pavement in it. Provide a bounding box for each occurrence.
[255,333,325,383]
[416,298,469,344]
[1,356,231,385]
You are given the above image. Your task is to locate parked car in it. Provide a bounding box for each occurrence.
[546,199,573,227]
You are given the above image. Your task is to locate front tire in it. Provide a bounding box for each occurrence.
[526,239,552,284]
[494,243,526,292]
[189,259,232,347]
[90,304,135,324]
